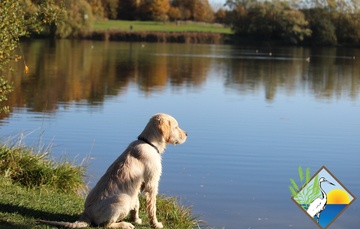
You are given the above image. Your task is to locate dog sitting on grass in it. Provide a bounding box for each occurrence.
[38,113,187,228]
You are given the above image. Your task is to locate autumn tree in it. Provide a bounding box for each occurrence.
[193,0,214,22]
[171,0,191,20]
[149,0,171,21]
[171,0,214,22]
[0,0,63,113]
[168,6,182,21]
[138,0,170,21]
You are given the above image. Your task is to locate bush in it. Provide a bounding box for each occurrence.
[332,12,360,45]
[302,8,337,45]
[0,142,88,194]
[231,2,311,44]
[56,0,95,38]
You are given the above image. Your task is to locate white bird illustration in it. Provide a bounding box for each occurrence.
[306,177,335,223]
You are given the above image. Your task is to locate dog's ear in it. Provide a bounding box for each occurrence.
[159,118,171,143]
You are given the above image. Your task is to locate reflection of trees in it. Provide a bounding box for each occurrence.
[306,48,360,99]
[223,47,360,101]
[6,40,130,112]
[3,40,211,113]
[2,41,360,117]
[224,48,308,101]
[167,44,208,87]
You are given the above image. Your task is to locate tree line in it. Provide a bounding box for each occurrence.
[101,0,214,22]
[2,0,359,45]
[48,0,360,45]
[60,0,360,46]
[218,0,360,45]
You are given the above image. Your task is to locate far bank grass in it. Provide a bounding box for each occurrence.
[93,20,233,34]
[0,142,202,228]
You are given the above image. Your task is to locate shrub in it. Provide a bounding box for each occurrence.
[0,142,88,194]
[302,8,337,45]
[332,12,360,45]
[230,2,311,44]
[56,0,95,38]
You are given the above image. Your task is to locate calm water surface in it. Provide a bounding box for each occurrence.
[1,40,360,229]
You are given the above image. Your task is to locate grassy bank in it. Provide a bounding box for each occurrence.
[93,20,233,34]
[80,20,233,44]
[0,142,201,228]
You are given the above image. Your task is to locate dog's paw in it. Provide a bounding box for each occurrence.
[122,222,135,229]
[153,222,163,228]
[134,217,142,225]
[110,222,135,229]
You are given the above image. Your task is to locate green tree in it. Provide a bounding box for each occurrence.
[229,1,311,44]
[0,0,63,113]
[56,0,94,38]
[302,8,337,45]
[330,0,360,45]
[214,8,226,23]
[102,0,119,19]
[273,5,311,44]
[118,0,138,20]
[86,0,105,19]
[332,11,360,45]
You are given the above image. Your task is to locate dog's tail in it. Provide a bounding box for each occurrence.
[37,219,89,228]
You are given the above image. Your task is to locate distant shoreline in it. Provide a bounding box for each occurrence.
[79,30,232,44]
[77,30,296,46]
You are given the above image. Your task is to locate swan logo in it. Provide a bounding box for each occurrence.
[291,166,356,229]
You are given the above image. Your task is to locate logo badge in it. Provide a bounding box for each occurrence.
[290,166,356,229]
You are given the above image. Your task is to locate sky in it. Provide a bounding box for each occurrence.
[210,0,227,9]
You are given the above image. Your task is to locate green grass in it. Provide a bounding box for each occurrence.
[0,141,205,228]
[0,142,88,194]
[93,20,233,34]
[0,176,85,229]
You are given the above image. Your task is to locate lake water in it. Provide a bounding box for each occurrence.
[1,40,359,229]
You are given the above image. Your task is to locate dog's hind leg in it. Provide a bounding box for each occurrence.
[106,210,134,229]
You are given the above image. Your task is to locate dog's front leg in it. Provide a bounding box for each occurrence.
[145,187,163,228]
[129,196,142,225]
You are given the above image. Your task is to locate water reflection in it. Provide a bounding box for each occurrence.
[3,40,360,116]
[1,40,359,229]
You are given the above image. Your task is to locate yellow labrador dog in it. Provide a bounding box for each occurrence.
[38,113,187,228]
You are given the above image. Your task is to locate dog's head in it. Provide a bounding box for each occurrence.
[138,113,187,151]
[157,113,187,145]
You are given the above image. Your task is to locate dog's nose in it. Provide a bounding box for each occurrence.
[185,131,188,136]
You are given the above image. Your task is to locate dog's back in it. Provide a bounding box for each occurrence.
[83,141,150,225]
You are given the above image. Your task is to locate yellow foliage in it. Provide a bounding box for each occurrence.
[24,65,29,74]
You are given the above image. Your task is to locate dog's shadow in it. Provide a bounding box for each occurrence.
[0,202,79,226]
